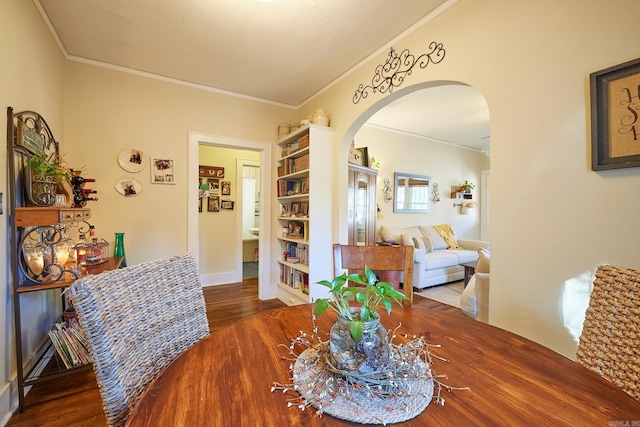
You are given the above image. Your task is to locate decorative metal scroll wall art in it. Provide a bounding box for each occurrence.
[353,42,446,104]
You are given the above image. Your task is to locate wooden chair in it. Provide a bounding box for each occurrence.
[333,244,414,305]
[576,264,640,401]
[69,253,210,427]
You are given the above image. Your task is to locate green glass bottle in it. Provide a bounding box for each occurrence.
[114,232,127,268]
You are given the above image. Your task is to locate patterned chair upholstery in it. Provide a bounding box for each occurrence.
[576,264,640,401]
[70,253,210,426]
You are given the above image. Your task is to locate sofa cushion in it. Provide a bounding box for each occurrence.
[423,251,459,270]
[476,247,490,273]
[380,225,421,245]
[441,249,479,265]
[418,226,448,250]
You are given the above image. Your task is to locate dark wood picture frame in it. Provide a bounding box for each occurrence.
[357,147,369,167]
[208,196,220,212]
[221,181,231,195]
[591,57,640,170]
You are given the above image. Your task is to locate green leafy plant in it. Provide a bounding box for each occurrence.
[369,156,380,170]
[462,180,475,192]
[29,153,70,180]
[314,266,407,341]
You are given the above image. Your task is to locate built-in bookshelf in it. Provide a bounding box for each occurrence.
[273,124,333,305]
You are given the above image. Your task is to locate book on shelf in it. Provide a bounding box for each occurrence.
[280,264,309,293]
[287,257,300,264]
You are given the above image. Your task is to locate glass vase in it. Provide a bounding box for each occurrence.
[114,232,127,267]
[328,308,390,374]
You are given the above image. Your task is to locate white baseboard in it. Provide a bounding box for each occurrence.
[0,378,16,426]
[200,271,241,287]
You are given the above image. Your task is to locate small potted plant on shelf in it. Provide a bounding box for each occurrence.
[314,266,407,373]
[462,180,475,193]
[28,153,72,206]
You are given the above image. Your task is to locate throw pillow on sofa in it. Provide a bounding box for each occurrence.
[418,225,448,250]
[380,225,422,245]
[400,233,432,253]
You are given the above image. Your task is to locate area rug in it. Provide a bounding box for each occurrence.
[415,281,464,308]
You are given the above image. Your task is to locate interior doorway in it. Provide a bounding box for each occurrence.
[238,159,260,279]
[187,132,273,300]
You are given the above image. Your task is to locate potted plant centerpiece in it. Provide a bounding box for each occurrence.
[314,266,407,374]
[462,180,475,193]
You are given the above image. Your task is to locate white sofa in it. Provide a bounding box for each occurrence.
[379,224,489,289]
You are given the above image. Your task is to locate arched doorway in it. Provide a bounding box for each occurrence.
[337,81,490,243]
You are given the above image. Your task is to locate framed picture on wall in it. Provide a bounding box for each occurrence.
[221,200,234,210]
[151,157,176,184]
[591,57,640,170]
[207,178,220,194]
[208,196,219,212]
[221,181,231,195]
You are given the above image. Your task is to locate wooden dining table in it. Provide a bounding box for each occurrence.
[126,304,640,426]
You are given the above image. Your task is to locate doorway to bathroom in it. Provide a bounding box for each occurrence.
[240,159,260,279]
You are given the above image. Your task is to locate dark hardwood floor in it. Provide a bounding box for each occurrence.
[6,278,463,426]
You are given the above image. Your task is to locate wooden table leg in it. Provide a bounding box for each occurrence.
[464,265,474,287]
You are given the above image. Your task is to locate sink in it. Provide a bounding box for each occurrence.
[249,228,259,236]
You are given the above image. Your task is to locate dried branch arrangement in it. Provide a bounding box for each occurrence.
[272,319,469,425]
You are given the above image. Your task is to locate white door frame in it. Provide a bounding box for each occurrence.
[187,132,274,300]
[480,169,490,242]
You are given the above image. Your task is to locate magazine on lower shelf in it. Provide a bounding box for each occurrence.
[48,317,93,369]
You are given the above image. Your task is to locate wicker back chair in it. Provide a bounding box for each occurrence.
[333,244,414,305]
[70,253,210,426]
[576,264,640,401]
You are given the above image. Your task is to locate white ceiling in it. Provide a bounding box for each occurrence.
[35,0,489,151]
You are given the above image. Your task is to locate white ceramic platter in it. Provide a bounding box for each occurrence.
[115,177,143,197]
[118,148,145,173]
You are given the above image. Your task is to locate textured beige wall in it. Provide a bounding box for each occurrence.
[63,62,293,266]
[0,0,67,420]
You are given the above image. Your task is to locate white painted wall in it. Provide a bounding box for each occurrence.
[304,0,640,359]
[354,125,489,240]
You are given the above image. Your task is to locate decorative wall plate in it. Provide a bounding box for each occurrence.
[115,177,143,197]
[118,148,145,173]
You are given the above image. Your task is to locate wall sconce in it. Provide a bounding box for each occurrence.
[382,178,392,203]
[432,182,441,203]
